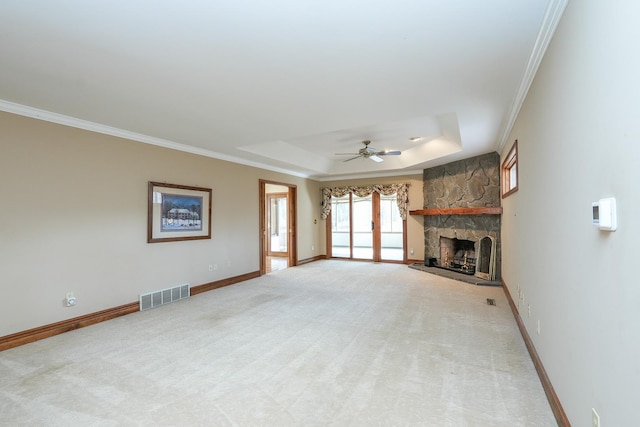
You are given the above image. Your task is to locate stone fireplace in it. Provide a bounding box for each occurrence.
[421,152,501,280]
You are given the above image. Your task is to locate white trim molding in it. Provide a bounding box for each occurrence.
[496,0,569,153]
[0,99,309,178]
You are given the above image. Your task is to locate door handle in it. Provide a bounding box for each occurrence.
[371,221,375,231]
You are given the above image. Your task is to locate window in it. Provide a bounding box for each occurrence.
[502,140,518,198]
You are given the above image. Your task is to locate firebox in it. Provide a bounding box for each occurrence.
[438,237,476,275]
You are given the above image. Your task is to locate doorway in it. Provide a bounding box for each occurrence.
[327,192,406,263]
[267,193,288,257]
[259,180,297,274]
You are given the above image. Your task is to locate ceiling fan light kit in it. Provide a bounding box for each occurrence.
[335,140,402,163]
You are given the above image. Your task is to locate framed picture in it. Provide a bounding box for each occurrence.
[148,181,212,243]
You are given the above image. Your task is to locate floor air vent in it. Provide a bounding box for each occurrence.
[140,284,190,311]
[486,298,496,306]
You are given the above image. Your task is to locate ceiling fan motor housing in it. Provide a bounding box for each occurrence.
[360,140,374,156]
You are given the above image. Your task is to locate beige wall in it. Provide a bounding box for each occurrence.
[501,1,640,425]
[0,112,322,336]
[320,175,424,261]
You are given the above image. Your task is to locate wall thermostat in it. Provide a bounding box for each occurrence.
[592,197,617,231]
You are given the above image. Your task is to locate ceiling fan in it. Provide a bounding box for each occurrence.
[335,140,402,162]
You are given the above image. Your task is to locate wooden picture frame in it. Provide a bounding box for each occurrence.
[147,181,212,243]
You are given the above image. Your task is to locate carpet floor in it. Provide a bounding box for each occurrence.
[0,260,556,426]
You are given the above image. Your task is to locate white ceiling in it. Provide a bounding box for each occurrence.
[0,0,566,181]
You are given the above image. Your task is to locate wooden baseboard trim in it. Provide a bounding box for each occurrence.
[1,270,261,352]
[502,278,571,427]
[297,255,326,265]
[190,270,260,295]
[0,302,139,352]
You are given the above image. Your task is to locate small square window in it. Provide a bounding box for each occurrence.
[502,140,518,198]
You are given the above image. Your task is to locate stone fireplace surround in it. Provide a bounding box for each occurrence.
[420,152,501,280]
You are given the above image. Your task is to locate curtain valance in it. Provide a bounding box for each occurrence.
[320,184,409,220]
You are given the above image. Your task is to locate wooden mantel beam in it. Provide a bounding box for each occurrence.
[409,207,503,216]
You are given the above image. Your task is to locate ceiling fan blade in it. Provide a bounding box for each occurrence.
[377,150,402,156]
[335,152,359,155]
[343,155,363,162]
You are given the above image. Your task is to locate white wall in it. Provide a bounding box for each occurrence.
[0,112,322,337]
[501,1,640,425]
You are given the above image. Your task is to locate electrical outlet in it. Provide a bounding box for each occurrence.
[65,292,77,307]
[213,264,218,270]
[528,304,531,317]
[311,245,315,251]
[537,320,541,335]
[592,408,600,427]
[208,264,213,271]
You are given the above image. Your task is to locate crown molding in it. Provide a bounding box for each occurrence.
[0,99,310,179]
[496,0,569,154]
[0,99,428,182]
[2,0,564,182]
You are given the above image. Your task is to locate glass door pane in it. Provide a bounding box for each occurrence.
[267,194,289,256]
[269,196,288,253]
[352,194,373,260]
[331,194,350,258]
[380,193,404,261]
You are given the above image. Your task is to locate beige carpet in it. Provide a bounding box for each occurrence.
[0,260,556,426]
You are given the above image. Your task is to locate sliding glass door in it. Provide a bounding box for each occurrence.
[379,193,404,261]
[352,194,373,259]
[330,194,350,258]
[329,192,404,262]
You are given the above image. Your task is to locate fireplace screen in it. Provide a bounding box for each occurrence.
[475,236,497,280]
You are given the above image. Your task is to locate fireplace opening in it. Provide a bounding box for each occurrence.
[437,237,476,275]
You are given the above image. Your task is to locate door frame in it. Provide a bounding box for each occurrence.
[259,180,297,275]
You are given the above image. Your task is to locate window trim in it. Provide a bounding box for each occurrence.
[501,139,519,198]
